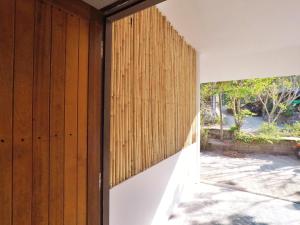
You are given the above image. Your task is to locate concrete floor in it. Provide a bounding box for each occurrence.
[167,153,300,225]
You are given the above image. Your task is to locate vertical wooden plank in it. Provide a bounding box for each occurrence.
[64,13,80,225]
[87,18,102,225]
[32,2,52,225]
[117,19,121,183]
[135,13,141,174]
[129,15,134,178]
[113,20,119,186]
[120,18,125,181]
[49,7,66,225]
[78,18,89,225]
[13,0,35,225]
[148,8,154,165]
[145,9,150,169]
[0,0,14,224]
[117,19,122,184]
[103,17,113,225]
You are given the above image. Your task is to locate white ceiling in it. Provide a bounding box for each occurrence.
[158,0,300,55]
[157,0,300,82]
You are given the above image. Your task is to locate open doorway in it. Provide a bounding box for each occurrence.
[166,75,300,225]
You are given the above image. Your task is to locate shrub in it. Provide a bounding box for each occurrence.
[234,132,280,144]
[259,122,280,137]
[282,105,295,117]
[200,129,209,149]
[283,122,300,137]
[214,115,221,125]
[229,125,239,133]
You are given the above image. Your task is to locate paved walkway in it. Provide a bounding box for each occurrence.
[223,113,265,133]
[200,152,300,202]
[167,153,300,225]
[209,109,266,133]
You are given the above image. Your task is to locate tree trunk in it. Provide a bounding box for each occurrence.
[232,98,242,131]
[211,95,217,117]
[219,93,224,141]
[236,99,242,129]
[219,93,224,140]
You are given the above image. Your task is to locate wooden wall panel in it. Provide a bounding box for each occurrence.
[110,7,197,187]
[49,7,66,225]
[32,2,52,225]
[78,18,89,225]
[0,0,101,225]
[87,20,102,225]
[64,14,80,225]
[0,0,14,224]
[13,0,35,224]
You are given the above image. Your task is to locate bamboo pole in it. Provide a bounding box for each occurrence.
[110,7,197,187]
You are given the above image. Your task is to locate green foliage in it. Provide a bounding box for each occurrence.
[200,128,209,149]
[229,125,239,133]
[235,132,280,144]
[282,105,295,117]
[259,122,281,137]
[235,122,282,144]
[221,80,257,131]
[201,75,300,135]
[200,83,215,99]
[236,109,255,121]
[249,75,300,123]
[200,83,216,125]
[283,122,300,137]
[234,121,299,144]
[214,115,222,125]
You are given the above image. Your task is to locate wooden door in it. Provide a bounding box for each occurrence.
[0,0,102,225]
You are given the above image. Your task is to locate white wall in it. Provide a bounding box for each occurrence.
[110,144,200,225]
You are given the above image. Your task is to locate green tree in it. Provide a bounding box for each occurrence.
[251,76,300,123]
[214,82,228,140]
[200,83,215,147]
[223,80,255,132]
[200,82,225,140]
[200,83,214,124]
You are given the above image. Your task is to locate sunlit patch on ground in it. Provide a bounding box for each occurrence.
[167,153,300,225]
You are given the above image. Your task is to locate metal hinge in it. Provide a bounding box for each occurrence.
[99,173,102,189]
[101,40,104,58]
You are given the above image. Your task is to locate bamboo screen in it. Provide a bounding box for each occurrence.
[110,7,197,187]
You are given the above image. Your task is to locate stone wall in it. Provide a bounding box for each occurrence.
[205,137,300,156]
[206,128,234,140]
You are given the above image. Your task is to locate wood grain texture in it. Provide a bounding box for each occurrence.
[13,0,35,225]
[32,2,52,225]
[0,0,15,224]
[87,19,102,225]
[78,18,89,225]
[64,13,80,225]
[110,7,197,187]
[44,0,94,20]
[1,1,100,225]
[49,7,66,225]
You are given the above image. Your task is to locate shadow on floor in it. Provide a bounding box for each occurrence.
[292,202,300,210]
[188,214,269,225]
[200,152,300,203]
